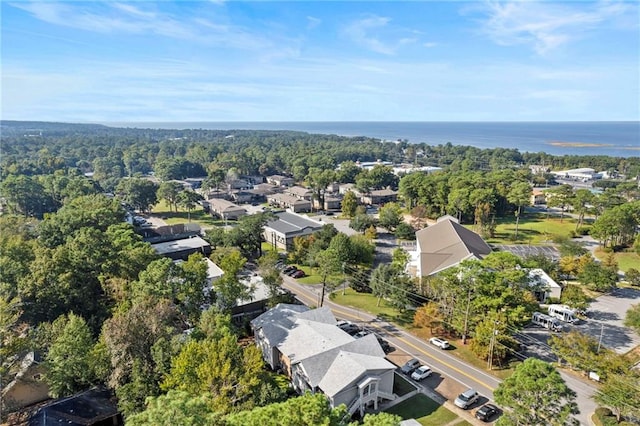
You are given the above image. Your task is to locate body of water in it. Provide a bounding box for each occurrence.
[107,121,640,158]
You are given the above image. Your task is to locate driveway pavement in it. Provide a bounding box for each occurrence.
[574,287,640,354]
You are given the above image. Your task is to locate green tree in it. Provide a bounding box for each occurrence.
[624,304,640,334]
[127,390,223,426]
[44,313,98,397]
[470,314,518,366]
[413,302,443,333]
[116,178,159,213]
[316,248,342,307]
[349,234,375,265]
[394,222,415,240]
[578,260,617,292]
[494,358,579,426]
[370,264,396,307]
[226,393,348,426]
[328,233,354,264]
[341,190,358,218]
[569,189,594,230]
[507,181,531,239]
[560,284,590,311]
[546,184,574,223]
[594,373,640,422]
[177,190,203,222]
[0,296,27,386]
[350,214,376,233]
[378,202,402,232]
[549,330,600,373]
[162,334,264,413]
[212,248,250,311]
[357,412,402,426]
[0,174,51,217]
[625,268,640,286]
[157,181,184,212]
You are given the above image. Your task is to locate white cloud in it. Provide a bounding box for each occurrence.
[475,0,636,55]
[423,42,438,48]
[307,16,321,29]
[343,15,419,55]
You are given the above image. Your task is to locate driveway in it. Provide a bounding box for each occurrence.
[573,287,640,354]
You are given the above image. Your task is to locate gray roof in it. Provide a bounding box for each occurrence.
[287,186,313,197]
[250,304,310,347]
[151,236,210,255]
[279,318,353,363]
[415,217,491,276]
[318,350,396,397]
[206,198,246,213]
[265,211,323,235]
[299,333,386,388]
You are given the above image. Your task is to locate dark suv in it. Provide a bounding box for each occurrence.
[400,358,420,375]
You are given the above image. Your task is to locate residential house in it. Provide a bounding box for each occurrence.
[339,184,358,196]
[151,236,212,260]
[263,211,323,250]
[361,189,398,206]
[528,268,562,302]
[267,193,312,213]
[230,191,253,204]
[251,304,396,417]
[531,189,546,205]
[206,198,247,221]
[408,216,492,278]
[313,196,342,211]
[267,175,295,187]
[286,185,313,200]
[20,387,123,426]
[1,352,49,415]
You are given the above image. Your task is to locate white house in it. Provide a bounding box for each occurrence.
[251,304,397,417]
[528,268,562,302]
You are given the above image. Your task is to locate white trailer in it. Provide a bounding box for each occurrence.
[548,304,579,323]
[532,312,563,332]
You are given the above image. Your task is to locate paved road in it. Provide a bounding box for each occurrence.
[280,275,599,425]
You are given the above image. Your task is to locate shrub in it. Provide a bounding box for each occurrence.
[576,226,591,236]
[595,407,612,418]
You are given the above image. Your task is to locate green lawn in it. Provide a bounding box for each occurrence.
[151,200,227,228]
[386,394,458,426]
[594,249,640,273]
[466,213,579,245]
[330,288,414,326]
[392,373,417,397]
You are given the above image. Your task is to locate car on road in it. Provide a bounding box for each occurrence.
[400,358,420,375]
[291,270,306,279]
[475,403,499,422]
[454,389,479,409]
[410,365,432,381]
[429,337,450,349]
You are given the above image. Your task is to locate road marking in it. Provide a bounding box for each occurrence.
[331,307,496,391]
[285,282,498,392]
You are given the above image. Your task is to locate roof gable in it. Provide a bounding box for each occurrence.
[416,218,491,276]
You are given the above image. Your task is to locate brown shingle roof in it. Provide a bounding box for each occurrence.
[415,218,491,276]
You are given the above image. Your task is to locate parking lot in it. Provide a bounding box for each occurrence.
[574,287,640,354]
[493,244,560,260]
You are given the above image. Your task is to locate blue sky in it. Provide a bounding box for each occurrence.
[2,1,639,122]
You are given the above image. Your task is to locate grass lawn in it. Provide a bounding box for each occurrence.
[151,200,227,228]
[386,394,458,426]
[330,288,414,326]
[593,248,640,273]
[468,213,579,245]
[392,372,417,397]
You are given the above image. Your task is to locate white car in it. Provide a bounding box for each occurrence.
[429,337,450,349]
[410,365,432,381]
[454,388,479,409]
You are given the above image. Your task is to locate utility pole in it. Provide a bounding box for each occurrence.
[462,285,472,345]
[597,322,605,353]
[487,321,499,371]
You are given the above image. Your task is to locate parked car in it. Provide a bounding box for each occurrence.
[454,389,479,409]
[410,365,432,381]
[375,335,392,353]
[325,211,334,216]
[400,358,421,375]
[282,265,296,274]
[354,330,370,339]
[429,337,450,349]
[475,404,499,422]
[339,322,361,335]
[291,270,306,279]
[286,268,300,276]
